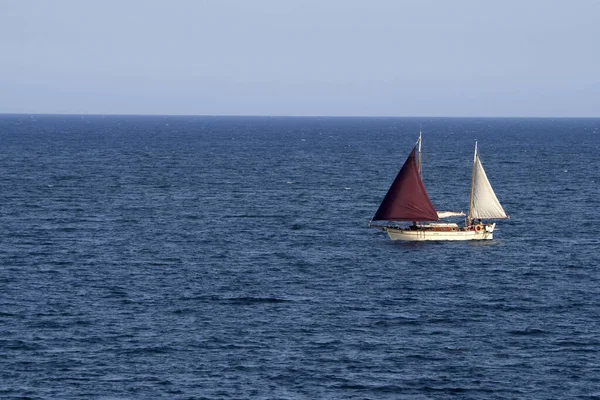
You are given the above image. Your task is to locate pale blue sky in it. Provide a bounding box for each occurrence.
[2,0,599,116]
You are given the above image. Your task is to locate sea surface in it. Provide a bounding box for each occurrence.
[1,115,600,399]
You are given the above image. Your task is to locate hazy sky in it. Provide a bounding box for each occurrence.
[2,0,599,116]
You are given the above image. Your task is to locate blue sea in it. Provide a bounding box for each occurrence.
[1,115,600,399]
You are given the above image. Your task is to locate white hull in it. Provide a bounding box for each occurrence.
[384,223,495,241]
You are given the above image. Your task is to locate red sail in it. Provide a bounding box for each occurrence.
[373,147,439,222]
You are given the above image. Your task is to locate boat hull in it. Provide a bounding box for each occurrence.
[385,224,495,241]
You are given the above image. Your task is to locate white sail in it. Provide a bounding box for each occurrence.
[470,154,508,220]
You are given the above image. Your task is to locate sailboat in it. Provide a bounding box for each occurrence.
[369,132,508,241]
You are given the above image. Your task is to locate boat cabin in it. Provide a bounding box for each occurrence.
[410,223,459,232]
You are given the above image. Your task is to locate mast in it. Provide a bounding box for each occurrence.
[417,126,422,174]
[413,128,422,227]
[467,140,477,226]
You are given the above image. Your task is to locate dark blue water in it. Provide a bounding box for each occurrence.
[1,115,600,399]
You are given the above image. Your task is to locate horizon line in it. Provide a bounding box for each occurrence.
[1,113,599,119]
